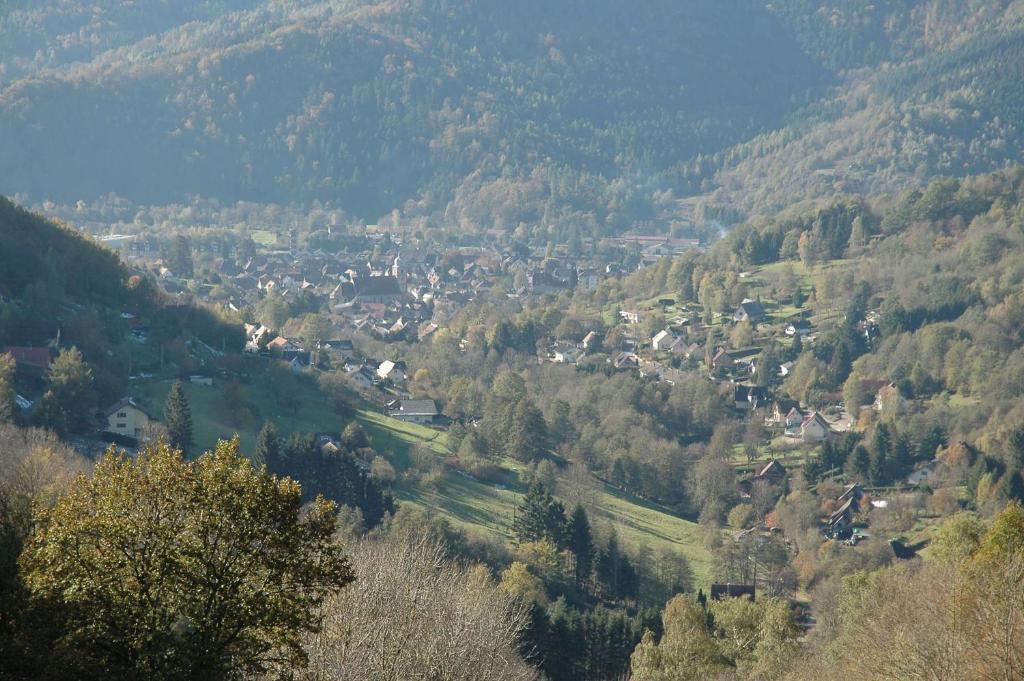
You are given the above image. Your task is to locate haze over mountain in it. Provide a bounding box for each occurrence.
[1,0,1021,224]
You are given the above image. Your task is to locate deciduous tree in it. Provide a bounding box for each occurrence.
[19,438,352,679]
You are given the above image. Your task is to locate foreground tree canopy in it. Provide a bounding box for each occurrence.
[15,438,353,680]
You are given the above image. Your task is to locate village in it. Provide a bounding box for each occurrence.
[1,216,946,596]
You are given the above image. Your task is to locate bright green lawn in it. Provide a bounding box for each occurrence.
[135,377,345,455]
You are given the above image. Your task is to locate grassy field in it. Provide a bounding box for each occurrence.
[251,230,278,246]
[135,377,345,455]
[132,374,716,585]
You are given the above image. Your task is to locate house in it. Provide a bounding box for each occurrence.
[417,323,438,342]
[611,352,640,370]
[1,346,52,379]
[321,339,355,359]
[710,583,755,601]
[733,298,765,323]
[581,330,601,351]
[739,459,787,495]
[836,483,863,506]
[784,322,811,337]
[755,459,787,485]
[577,268,601,292]
[289,353,312,373]
[768,399,801,426]
[315,432,342,453]
[552,345,582,364]
[783,407,804,430]
[102,397,151,440]
[734,384,771,410]
[376,360,407,383]
[799,412,830,443]
[651,329,676,351]
[389,399,438,424]
[711,348,734,369]
[907,461,938,486]
[672,340,702,360]
[874,382,908,414]
[266,336,303,359]
[344,364,377,389]
[827,495,858,538]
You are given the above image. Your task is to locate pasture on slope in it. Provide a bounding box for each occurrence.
[135,375,714,586]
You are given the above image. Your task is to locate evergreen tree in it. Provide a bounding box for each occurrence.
[37,347,95,435]
[871,423,892,460]
[789,331,803,359]
[846,445,870,480]
[756,344,780,387]
[803,456,823,484]
[918,425,947,461]
[284,432,319,481]
[595,532,630,600]
[1001,469,1024,502]
[164,380,193,453]
[568,505,594,587]
[868,446,889,486]
[890,434,914,479]
[514,481,566,546]
[820,439,842,475]
[255,421,281,469]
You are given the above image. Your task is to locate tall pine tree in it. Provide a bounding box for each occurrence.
[568,505,594,587]
[255,421,281,470]
[514,481,566,546]
[164,381,193,454]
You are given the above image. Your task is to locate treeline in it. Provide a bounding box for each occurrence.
[258,421,395,530]
[507,481,690,680]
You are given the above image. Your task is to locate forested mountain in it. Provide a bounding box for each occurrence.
[2,0,822,223]
[4,1,1021,226]
[712,16,1024,213]
[765,0,1022,71]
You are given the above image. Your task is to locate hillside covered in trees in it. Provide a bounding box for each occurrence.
[4,1,1023,230]
[0,0,822,224]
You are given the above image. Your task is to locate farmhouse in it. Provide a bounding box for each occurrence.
[733,298,765,323]
[799,412,830,443]
[102,397,151,440]
[388,399,439,424]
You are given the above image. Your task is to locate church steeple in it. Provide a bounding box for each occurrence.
[391,254,403,284]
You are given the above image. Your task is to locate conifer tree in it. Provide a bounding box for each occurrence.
[568,505,594,587]
[164,381,193,453]
[514,481,566,546]
[36,347,95,435]
[255,421,281,469]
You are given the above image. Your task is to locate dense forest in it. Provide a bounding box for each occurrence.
[0,0,822,224]
[4,1,1022,228]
